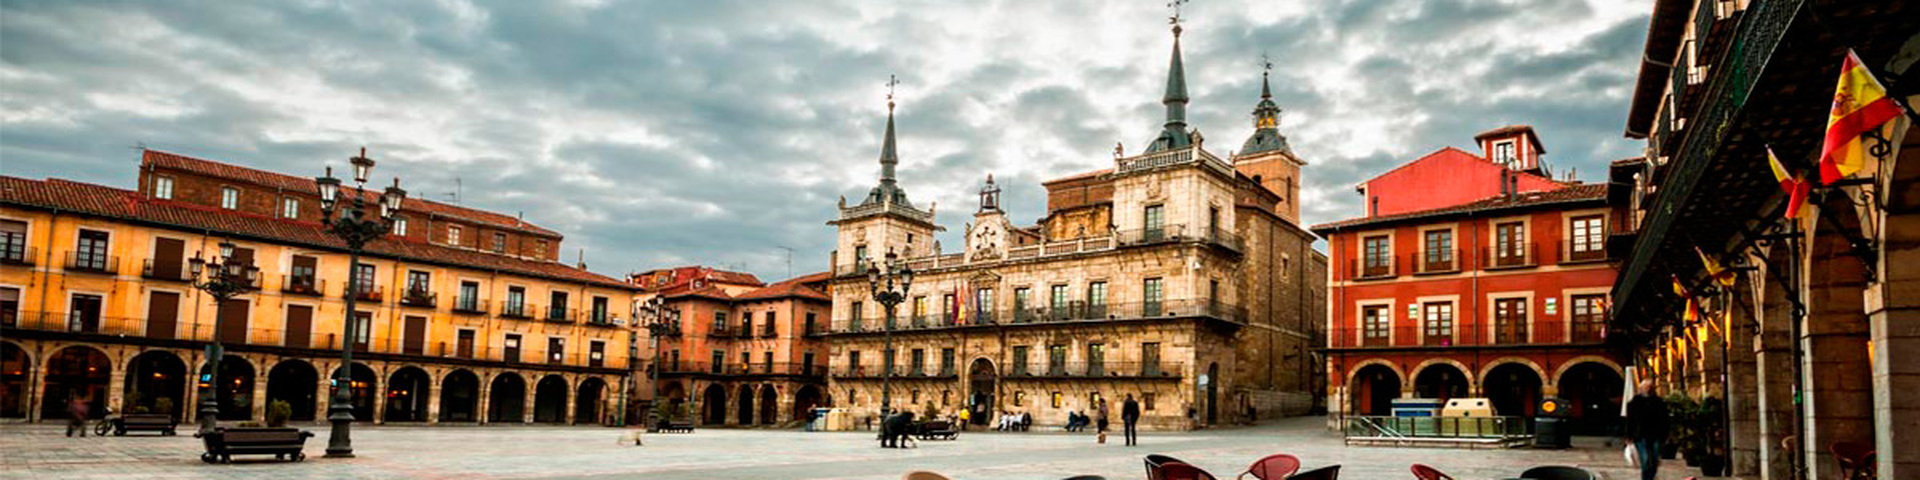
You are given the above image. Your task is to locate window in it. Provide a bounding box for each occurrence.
[289,255,318,290]
[456,330,476,358]
[711,350,725,374]
[75,229,110,271]
[1049,284,1069,315]
[854,245,868,266]
[351,263,377,298]
[1013,391,1025,407]
[220,187,239,209]
[804,312,817,335]
[1423,230,1454,271]
[1142,342,1162,376]
[1207,206,1220,234]
[741,311,754,335]
[1144,392,1157,411]
[503,334,521,362]
[152,176,173,199]
[281,197,299,218]
[1012,287,1030,321]
[1047,344,1067,375]
[548,337,565,364]
[549,291,569,321]
[1571,295,1607,342]
[1086,342,1105,376]
[1569,215,1605,261]
[1143,278,1163,316]
[1494,297,1529,344]
[1011,345,1030,375]
[940,348,955,376]
[492,232,507,253]
[589,341,606,367]
[910,348,926,375]
[354,311,374,349]
[1493,140,1517,167]
[1362,235,1390,277]
[912,296,928,321]
[592,296,610,324]
[849,351,862,375]
[1051,392,1063,408]
[802,352,816,373]
[910,390,921,405]
[406,270,431,297]
[392,217,408,236]
[762,351,773,373]
[1495,222,1526,266]
[1362,305,1390,346]
[0,219,25,263]
[1423,302,1455,346]
[850,302,863,331]
[712,310,727,333]
[942,294,956,323]
[973,288,994,324]
[458,281,480,311]
[506,286,526,316]
[448,226,462,246]
[534,240,548,258]
[1143,204,1165,240]
[883,349,896,375]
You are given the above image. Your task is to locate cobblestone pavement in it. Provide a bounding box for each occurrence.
[1,417,1708,480]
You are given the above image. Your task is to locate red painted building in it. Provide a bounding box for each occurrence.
[1312,127,1628,433]
[628,267,832,427]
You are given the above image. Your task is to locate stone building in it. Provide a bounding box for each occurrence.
[0,150,641,427]
[1611,0,1918,477]
[630,267,831,427]
[823,22,1326,431]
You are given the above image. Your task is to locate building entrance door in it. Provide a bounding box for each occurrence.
[967,358,996,426]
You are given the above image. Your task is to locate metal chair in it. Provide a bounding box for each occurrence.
[1832,441,1876,480]
[1145,454,1188,480]
[1236,454,1300,479]
[1158,461,1220,480]
[1287,465,1340,480]
[1409,464,1454,480]
[1516,466,1593,480]
[1060,476,1106,480]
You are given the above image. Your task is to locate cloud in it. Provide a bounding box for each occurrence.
[0,0,1651,281]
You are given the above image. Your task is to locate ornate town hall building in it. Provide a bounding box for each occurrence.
[825,23,1326,430]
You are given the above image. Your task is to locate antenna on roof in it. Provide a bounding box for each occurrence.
[577,248,587,270]
[443,177,462,204]
[776,246,795,279]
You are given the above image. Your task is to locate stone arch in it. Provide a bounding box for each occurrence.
[1344,358,1406,387]
[384,366,432,422]
[1476,356,1548,388]
[532,374,569,423]
[1556,360,1626,435]
[1483,362,1544,417]
[737,383,756,425]
[1410,358,1471,401]
[1550,356,1623,385]
[759,384,777,426]
[41,345,112,420]
[966,357,997,425]
[265,359,319,422]
[439,369,481,423]
[487,371,526,423]
[701,383,727,425]
[793,384,823,423]
[1350,363,1402,416]
[574,376,607,426]
[330,362,378,422]
[123,350,188,418]
[1,341,32,418]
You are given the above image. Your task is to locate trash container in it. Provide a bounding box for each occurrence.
[1532,397,1571,448]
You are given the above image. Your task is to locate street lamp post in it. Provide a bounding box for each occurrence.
[187,240,260,434]
[636,296,681,428]
[865,252,913,420]
[314,148,406,458]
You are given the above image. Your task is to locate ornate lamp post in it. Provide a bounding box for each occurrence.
[314,148,405,458]
[187,240,260,433]
[636,296,681,428]
[865,251,913,419]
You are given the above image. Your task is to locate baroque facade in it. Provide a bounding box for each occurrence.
[1,150,641,427]
[823,23,1326,431]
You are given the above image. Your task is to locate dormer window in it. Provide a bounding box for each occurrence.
[448,226,462,245]
[220,187,239,209]
[152,176,174,200]
[1492,140,1517,168]
[392,217,408,236]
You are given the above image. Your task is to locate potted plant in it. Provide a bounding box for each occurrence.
[266,400,292,427]
[1663,393,1693,460]
[1695,397,1728,476]
[154,397,176,421]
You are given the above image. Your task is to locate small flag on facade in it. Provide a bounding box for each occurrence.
[1767,147,1811,218]
[1819,50,1905,184]
[1671,275,1701,323]
[1695,245,1736,287]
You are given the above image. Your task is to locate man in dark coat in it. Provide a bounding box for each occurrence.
[1121,394,1141,446]
[880,411,915,448]
[1624,379,1668,480]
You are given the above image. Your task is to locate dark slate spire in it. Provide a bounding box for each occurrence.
[863,75,912,207]
[1240,62,1292,157]
[1145,21,1194,153]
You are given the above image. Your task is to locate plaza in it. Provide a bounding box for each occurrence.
[0,418,1692,479]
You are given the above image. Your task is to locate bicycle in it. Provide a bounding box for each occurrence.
[92,407,119,437]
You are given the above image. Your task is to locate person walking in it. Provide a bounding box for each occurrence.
[957,406,970,431]
[1093,399,1110,444]
[1624,379,1669,480]
[1121,394,1141,446]
[64,393,90,437]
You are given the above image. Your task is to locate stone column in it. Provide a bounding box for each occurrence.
[427,373,443,425]
[1800,224,1876,479]
[476,371,491,425]
[371,365,388,425]
[313,360,332,425]
[1868,149,1920,478]
[563,375,578,425]
[1726,273,1763,477]
[106,349,128,417]
[522,379,536,424]
[250,355,269,423]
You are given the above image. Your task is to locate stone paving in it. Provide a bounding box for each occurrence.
[1,417,1708,479]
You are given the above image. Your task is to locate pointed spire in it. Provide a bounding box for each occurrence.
[880,75,900,186]
[1240,55,1292,157]
[1145,2,1195,154]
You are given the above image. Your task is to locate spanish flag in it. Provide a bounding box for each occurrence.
[1819,50,1905,184]
[1767,147,1811,219]
[1696,245,1736,287]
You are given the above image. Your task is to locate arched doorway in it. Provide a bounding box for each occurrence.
[488,373,526,423]
[41,346,110,420]
[737,384,755,425]
[1,342,30,418]
[532,375,568,423]
[200,355,255,421]
[575,377,605,425]
[125,350,187,419]
[758,384,777,426]
[384,367,431,422]
[1483,363,1542,417]
[1557,362,1624,435]
[1351,364,1401,416]
[792,385,823,423]
[1205,362,1219,425]
[439,369,480,422]
[1413,363,1470,403]
[701,383,727,425]
[265,360,318,422]
[329,363,376,422]
[966,358,996,426]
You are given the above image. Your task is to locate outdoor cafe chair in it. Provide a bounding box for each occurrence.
[902,471,951,480]
[1287,465,1340,480]
[1145,454,1187,480]
[1235,453,1300,479]
[1059,476,1106,480]
[1832,441,1876,479]
[1516,466,1593,480]
[1410,463,1455,480]
[1158,461,1220,480]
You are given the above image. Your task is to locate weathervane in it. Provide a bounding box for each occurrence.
[886,74,900,111]
[1168,0,1190,34]
[1262,51,1272,73]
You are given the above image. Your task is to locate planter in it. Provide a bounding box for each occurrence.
[1661,443,1680,459]
[1683,450,1703,467]
[1699,455,1727,476]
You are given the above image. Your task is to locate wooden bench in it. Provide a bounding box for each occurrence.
[916,420,958,440]
[115,413,177,436]
[196,427,314,463]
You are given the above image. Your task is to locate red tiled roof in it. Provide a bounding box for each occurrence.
[1310,183,1608,232]
[142,149,562,238]
[734,271,831,302]
[1042,168,1114,184]
[663,284,736,301]
[0,176,633,289]
[629,266,764,293]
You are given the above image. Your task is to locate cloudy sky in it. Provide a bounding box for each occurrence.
[1,0,1651,281]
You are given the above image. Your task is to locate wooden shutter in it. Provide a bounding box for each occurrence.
[219,298,250,344]
[403,315,427,355]
[284,304,313,348]
[152,237,185,279]
[146,291,180,339]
